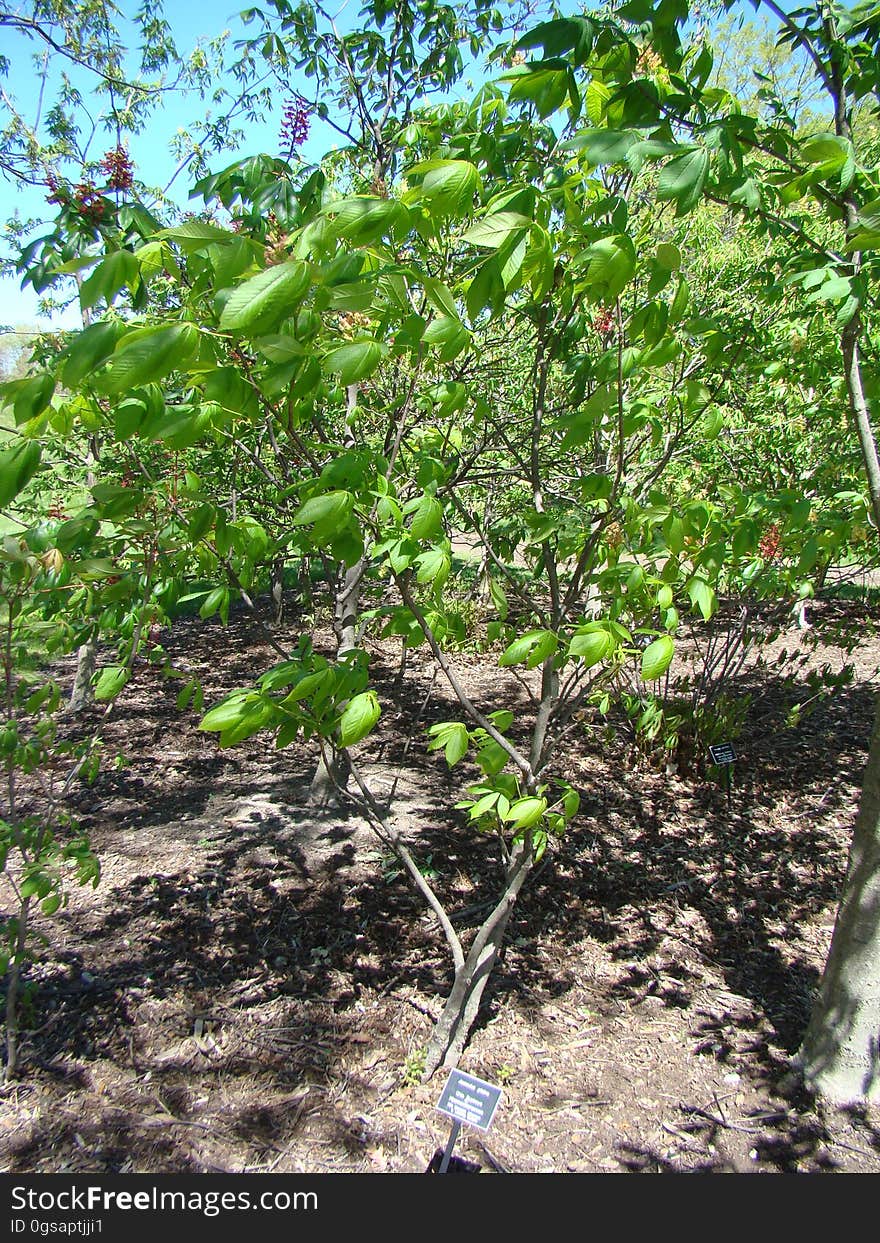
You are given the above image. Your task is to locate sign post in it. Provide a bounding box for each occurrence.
[429,1068,503,1173]
[708,742,736,809]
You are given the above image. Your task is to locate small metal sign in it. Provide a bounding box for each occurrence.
[436,1069,502,1132]
[709,742,736,766]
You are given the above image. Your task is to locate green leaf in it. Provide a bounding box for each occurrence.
[423,277,458,319]
[158,220,237,250]
[655,243,681,270]
[409,494,443,540]
[79,249,140,311]
[564,128,637,165]
[62,321,123,387]
[687,577,716,620]
[93,665,130,702]
[657,149,709,214]
[0,439,42,508]
[489,578,509,620]
[325,196,403,243]
[568,628,613,666]
[641,635,675,681]
[219,260,311,334]
[200,692,251,732]
[427,721,469,767]
[292,490,354,536]
[409,160,481,216]
[324,340,386,384]
[461,212,532,249]
[338,690,381,748]
[416,547,451,587]
[101,323,198,394]
[505,797,547,830]
[525,629,558,668]
[499,629,555,668]
[576,234,636,300]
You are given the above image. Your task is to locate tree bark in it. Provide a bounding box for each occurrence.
[68,636,97,714]
[423,842,533,1076]
[797,693,880,1103]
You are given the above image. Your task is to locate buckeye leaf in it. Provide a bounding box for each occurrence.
[338,690,381,748]
[641,635,675,681]
[324,340,386,384]
[219,260,311,333]
[657,149,709,214]
[93,665,130,702]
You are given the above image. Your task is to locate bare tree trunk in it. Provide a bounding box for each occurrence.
[69,635,98,714]
[270,556,285,627]
[423,843,533,1076]
[3,896,32,1080]
[797,694,880,1103]
[309,383,362,808]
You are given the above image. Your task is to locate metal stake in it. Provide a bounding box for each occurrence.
[438,1120,462,1173]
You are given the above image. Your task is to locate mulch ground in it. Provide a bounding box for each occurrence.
[2,594,880,1174]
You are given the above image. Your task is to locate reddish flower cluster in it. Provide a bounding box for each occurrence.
[279,95,311,156]
[759,523,782,561]
[99,145,134,191]
[74,182,106,223]
[45,172,107,223]
[47,498,70,521]
[594,307,615,336]
[45,172,67,206]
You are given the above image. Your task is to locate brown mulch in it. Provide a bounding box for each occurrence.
[2,595,880,1174]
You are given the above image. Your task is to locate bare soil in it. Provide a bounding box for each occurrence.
[2,597,880,1174]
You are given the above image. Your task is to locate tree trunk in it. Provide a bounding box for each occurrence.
[308,558,364,808]
[423,843,533,1076]
[270,556,285,627]
[796,693,880,1103]
[68,637,97,714]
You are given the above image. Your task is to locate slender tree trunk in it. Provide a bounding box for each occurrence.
[3,896,32,1080]
[423,842,533,1076]
[270,555,285,627]
[69,634,98,714]
[796,53,880,1103]
[309,384,362,808]
[797,694,880,1103]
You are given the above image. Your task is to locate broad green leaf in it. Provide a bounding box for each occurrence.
[641,635,675,681]
[324,340,386,384]
[101,323,198,394]
[326,196,403,243]
[409,494,443,540]
[0,440,42,508]
[200,692,251,732]
[687,577,716,620]
[576,234,636,299]
[657,149,709,214]
[80,249,140,311]
[461,212,531,249]
[565,128,637,165]
[158,220,237,250]
[499,629,552,668]
[94,665,130,702]
[568,628,613,666]
[416,547,451,587]
[525,629,558,669]
[423,278,458,318]
[293,490,354,534]
[219,260,311,334]
[338,690,381,748]
[504,797,547,829]
[655,243,681,270]
[409,159,480,216]
[62,321,123,386]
